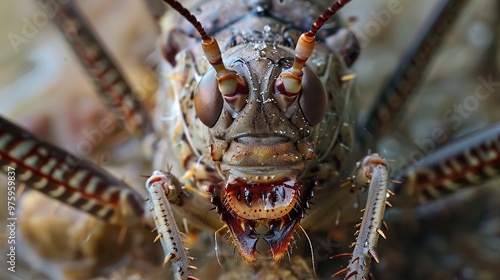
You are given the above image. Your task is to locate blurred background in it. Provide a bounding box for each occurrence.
[0,0,499,279]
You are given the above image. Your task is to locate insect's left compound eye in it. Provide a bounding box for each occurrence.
[274,67,327,126]
[299,67,328,126]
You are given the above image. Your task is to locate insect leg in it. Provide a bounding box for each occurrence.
[361,0,470,142]
[392,122,500,203]
[146,170,198,280]
[43,0,153,137]
[335,154,390,279]
[0,115,144,226]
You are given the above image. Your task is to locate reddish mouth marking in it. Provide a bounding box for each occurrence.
[226,180,299,220]
[207,178,314,263]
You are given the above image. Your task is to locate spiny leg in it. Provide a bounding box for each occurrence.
[361,0,470,143]
[333,154,391,280]
[146,170,199,280]
[43,0,152,138]
[392,122,500,203]
[0,115,219,278]
[377,123,500,278]
[0,115,144,226]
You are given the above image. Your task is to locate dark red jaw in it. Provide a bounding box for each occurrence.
[207,178,314,263]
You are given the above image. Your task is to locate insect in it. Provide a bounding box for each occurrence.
[1,0,500,279]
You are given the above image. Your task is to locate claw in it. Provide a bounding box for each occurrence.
[377,229,386,239]
[153,233,163,243]
[383,220,389,231]
[163,253,175,266]
[331,267,349,278]
[330,252,353,260]
[345,270,359,280]
[368,248,379,263]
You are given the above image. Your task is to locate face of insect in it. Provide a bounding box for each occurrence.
[196,43,327,262]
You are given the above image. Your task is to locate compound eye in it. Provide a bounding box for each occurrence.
[298,67,327,126]
[218,72,248,112]
[195,69,223,128]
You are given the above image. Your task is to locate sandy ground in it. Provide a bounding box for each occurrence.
[1,0,500,279]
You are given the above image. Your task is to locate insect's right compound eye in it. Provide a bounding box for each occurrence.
[195,69,223,128]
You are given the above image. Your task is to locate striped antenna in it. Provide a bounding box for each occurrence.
[279,0,352,95]
[292,0,352,75]
[162,0,229,76]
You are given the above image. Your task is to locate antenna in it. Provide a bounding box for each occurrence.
[163,0,352,99]
[163,0,249,102]
[162,0,229,76]
[279,0,353,95]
